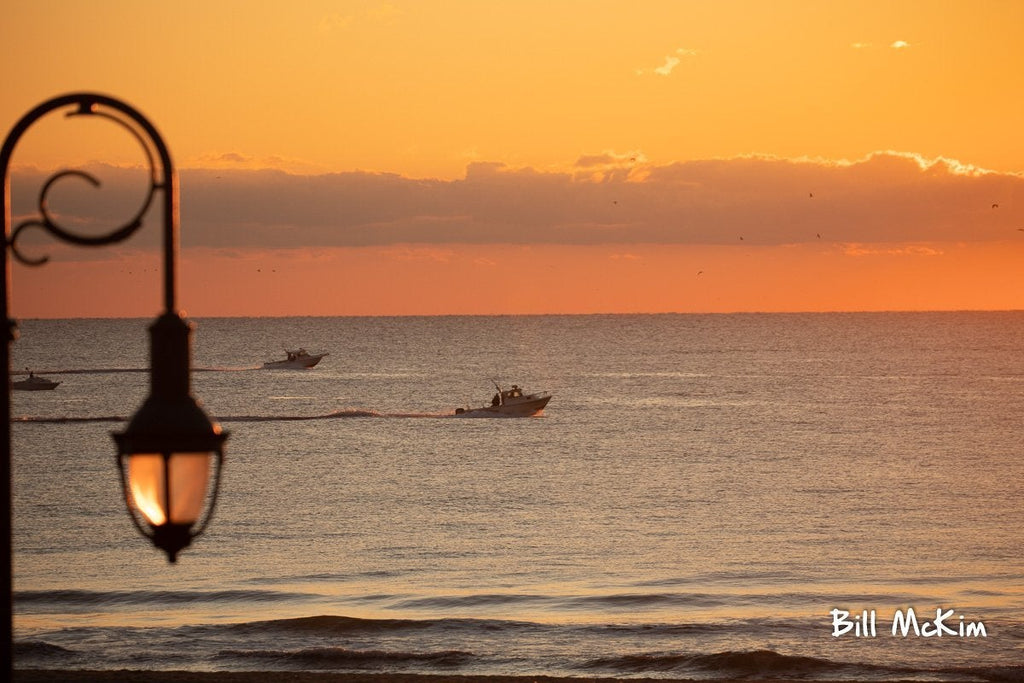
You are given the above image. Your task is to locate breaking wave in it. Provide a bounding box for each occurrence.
[215,646,476,670]
[14,609,1024,681]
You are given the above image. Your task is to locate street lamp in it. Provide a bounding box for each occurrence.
[1,93,228,671]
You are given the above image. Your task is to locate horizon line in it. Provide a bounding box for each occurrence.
[14,308,1024,322]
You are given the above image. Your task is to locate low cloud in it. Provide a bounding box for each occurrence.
[8,152,1023,252]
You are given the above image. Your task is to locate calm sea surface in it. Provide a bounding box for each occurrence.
[10,313,1024,679]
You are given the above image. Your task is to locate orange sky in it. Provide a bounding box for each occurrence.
[3,1,1023,317]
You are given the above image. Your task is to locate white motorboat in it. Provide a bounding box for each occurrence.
[13,372,61,391]
[263,348,328,369]
[455,383,552,418]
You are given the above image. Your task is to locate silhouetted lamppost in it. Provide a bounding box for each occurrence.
[1,93,228,674]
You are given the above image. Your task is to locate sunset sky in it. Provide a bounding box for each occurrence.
[3,0,1023,317]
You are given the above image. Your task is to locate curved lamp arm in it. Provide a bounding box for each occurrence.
[1,92,180,316]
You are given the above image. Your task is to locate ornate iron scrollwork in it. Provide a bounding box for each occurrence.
[5,97,167,267]
[2,92,181,316]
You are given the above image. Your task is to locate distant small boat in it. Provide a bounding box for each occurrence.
[263,348,328,370]
[13,372,61,391]
[455,383,552,418]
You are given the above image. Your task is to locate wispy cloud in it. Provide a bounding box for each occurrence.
[573,150,647,182]
[317,2,402,33]
[851,40,912,50]
[317,13,354,33]
[575,150,645,168]
[190,151,328,174]
[366,3,403,23]
[654,56,681,76]
[843,243,943,257]
[379,245,455,263]
[638,48,698,76]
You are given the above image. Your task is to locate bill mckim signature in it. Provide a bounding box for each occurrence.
[831,608,987,638]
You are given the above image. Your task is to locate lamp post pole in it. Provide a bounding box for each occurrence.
[2,93,227,675]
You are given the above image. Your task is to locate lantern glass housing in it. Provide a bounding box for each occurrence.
[115,426,226,562]
[127,452,212,526]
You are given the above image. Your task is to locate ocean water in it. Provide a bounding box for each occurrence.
[9,313,1024,680]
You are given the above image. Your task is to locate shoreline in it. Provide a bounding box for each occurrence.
[10,674,778,683]
[11,673,863,683]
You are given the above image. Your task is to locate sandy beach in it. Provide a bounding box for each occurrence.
[12,673,808,683]
[18,672,886,683]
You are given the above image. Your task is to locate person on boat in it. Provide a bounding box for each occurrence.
[491,392,501,406]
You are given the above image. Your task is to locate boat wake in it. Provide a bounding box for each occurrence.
[218,409,452,421]
[12,366,266,375]
[13,409,454,424]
